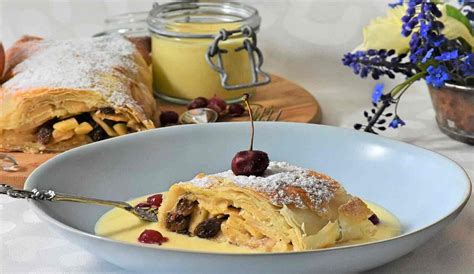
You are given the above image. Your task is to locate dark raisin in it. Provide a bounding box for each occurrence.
[46,118,59,126]
[164,198,197,234]
[103,119,115,127]
[194,217,226,239]
[89,125,108,142]
[37,125,53,145]
[175,199,197,216]
[166,212,191,234]
[99,107,115,115]
[89,117,98,127]
[368,214,380,225]
[159,111,179,126]
[75,113,93,124]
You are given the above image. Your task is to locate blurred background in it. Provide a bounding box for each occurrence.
[2,0,469,187]
[0,1,472,273]
[1,0,417,131]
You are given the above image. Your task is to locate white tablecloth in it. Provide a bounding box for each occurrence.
[1,0,473,273]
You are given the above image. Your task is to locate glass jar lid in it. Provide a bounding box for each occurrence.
[147,2,261,39]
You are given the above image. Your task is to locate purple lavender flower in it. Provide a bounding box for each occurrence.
[389,117,406,128]
[435,50,459,61]
[460,54,474,77]
[421,48,434,63]
[420,22,431,38]
[402,0,445,63]
[426,65,451,88]
[342,50,416,80]
[345,0,474,134]
[430,35,446,47]
[410,47,428,64]
[402,1,441,37]
[372,83,385,104]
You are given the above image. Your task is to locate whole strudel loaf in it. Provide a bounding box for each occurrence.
[0,35,157,152]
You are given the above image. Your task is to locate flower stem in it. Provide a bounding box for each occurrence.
[364,71,426,133]
[390,71,427,98]
[363,100,391,133]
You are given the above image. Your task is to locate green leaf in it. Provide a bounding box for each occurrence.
[446,4,473,35]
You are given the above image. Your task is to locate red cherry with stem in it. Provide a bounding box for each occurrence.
[232,150,269,176]
[231,94,269,176]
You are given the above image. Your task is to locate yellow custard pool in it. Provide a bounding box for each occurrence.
[95,194,401,253]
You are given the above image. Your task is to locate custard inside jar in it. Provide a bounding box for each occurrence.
[148,2,266,103]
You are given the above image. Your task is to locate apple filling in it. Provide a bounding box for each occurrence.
[36,107,142,145]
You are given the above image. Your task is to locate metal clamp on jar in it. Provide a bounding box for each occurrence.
[147,2,271,104]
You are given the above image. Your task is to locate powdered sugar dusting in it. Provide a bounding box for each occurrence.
[187,162,336,211]
[3,35,138,107]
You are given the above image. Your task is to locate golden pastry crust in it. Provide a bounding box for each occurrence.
[158,162,377,252]
[0,35,157,152]
[2,35,43,83]
[271,170,342,216]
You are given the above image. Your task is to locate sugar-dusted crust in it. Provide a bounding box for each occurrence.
[0,35,157,152]
[2,35,43,82]
[159,162,377,251]
[339,197,373,221]
[187,162,347,216]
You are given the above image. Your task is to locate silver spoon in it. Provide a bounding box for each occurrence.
[0,184,158,222]
[179,108,218,124]
[0,153,20,172]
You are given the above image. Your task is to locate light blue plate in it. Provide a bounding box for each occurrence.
[25,122,471,273]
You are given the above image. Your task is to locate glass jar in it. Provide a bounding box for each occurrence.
[428,82,474,145]
[147,2,270,104]
[94,11,152,64]
[95,11,149,38]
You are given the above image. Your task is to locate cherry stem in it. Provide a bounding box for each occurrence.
[243,94,254,151]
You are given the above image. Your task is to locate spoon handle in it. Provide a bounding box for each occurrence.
[0,184,133,210]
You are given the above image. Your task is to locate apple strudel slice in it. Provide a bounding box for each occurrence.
[0,35,157,153]
[158,162,377,252]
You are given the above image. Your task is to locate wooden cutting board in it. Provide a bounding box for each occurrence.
[0,74,321,188]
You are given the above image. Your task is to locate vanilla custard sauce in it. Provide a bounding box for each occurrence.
[95,194,401,253]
